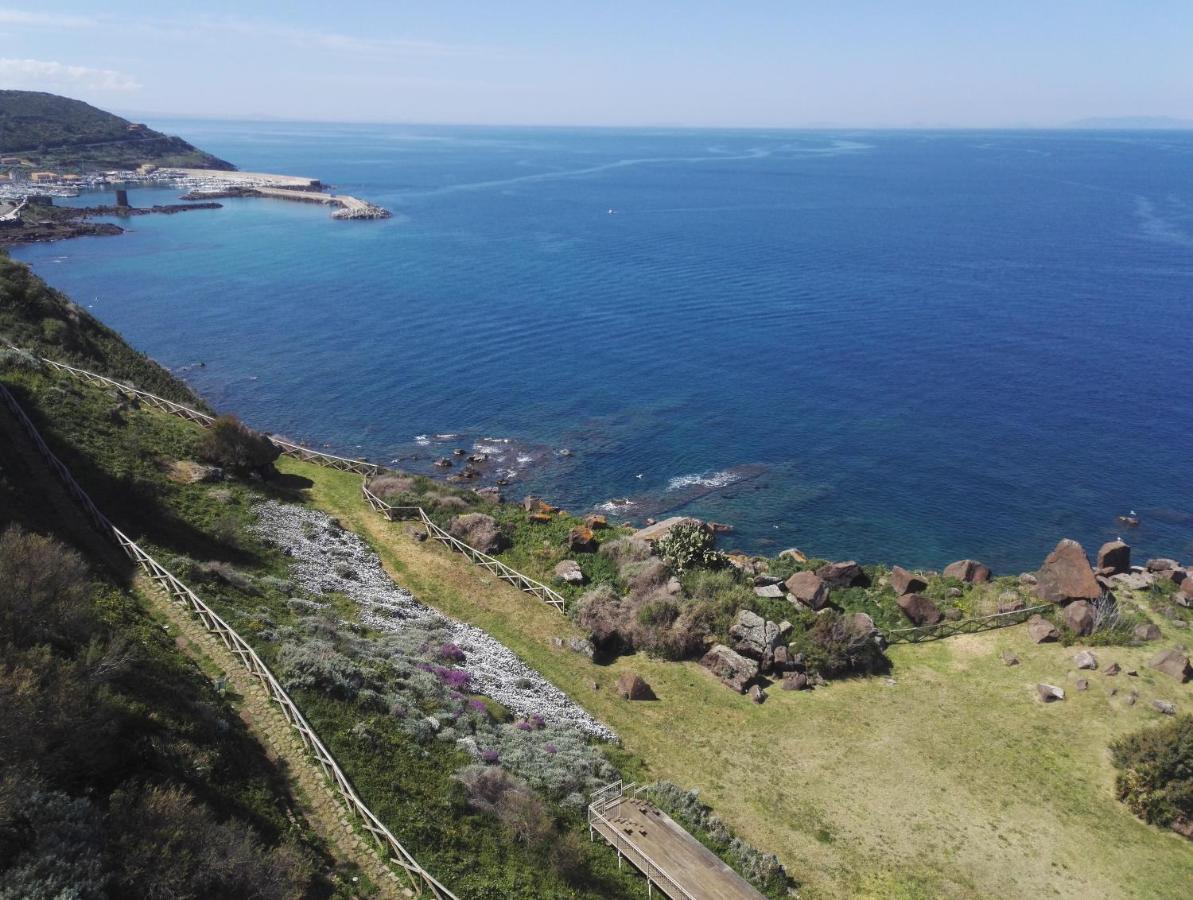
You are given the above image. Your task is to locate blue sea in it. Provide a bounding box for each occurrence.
[13,123,1193,572]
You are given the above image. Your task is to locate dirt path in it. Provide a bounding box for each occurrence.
[136,575,410,900]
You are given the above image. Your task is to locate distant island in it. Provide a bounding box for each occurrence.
[1067,115,1193,130]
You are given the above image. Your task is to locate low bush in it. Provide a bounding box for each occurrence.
[656,522,723,574]
[0,525,95,650]
[794,609,888,677]
[1110,714,1193,830]
[197,415,280,477]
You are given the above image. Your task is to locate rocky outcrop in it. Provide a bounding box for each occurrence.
[616,672,655,700]
[700,644,759,693]
[1026,614,1060,643]
[784,571,830,610]
[1149,648,1191,683]
[896,593,943,626]
[1034,539,1100,604]
[1146,558,1179,573]
[943,559,991,583]
[447,513,509,555]
[890,566,928,595]
[1063,599,1095,636]
[816,560,870,588]
[729,609,782,669]
[1096,540,1131,575]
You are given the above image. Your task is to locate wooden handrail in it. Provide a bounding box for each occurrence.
[0,380,458,900]
[885,603,1050,644]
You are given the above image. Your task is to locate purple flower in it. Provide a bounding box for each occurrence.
[514,720,533,731]
[469,699,488,713]
[530,714,545,730]
[436,667,471,690]
[439,643,466,663]
[543,743,558,755]
[480,749,500,764]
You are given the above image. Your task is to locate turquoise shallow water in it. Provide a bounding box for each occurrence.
[13,123,1193,570]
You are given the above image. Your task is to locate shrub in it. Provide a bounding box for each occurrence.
[369,474,415,499]
[598,537,652,572]
[0,526,95,650]
[197,415,280,477]
[1110,714,1193,829]
[794,609,888,677]
[656,522,724,574]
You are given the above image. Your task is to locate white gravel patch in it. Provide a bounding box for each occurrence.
[251,500,616,741]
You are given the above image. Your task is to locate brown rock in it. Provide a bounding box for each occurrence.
[1063,599,1095,636]
[700,644,759,694]
[1026,614,1060,643]
[1146,558,1179,573]
[528,512,553,524]
[1104,662,1121,676]
[553,560,585,584]
[781,671,810,691]
[584,514,608,530]
[748,684,767,704]
[616,672,654,700]
[816,560,870,588]
[1097,540,1131,576]
[1035,539,1100,604]
[1075,678,1089,691]
[1073,650,1098,670]
[567,526,598,553]
[1148,648,1192,683]
[784,571,831,610]
[896,593,943,626]
[943,559,992,583]
[890,565,928,595]
[1001,651,1020,666]
[1134,623,1162,641]
[779,548,808,563]
[846,612,877,638]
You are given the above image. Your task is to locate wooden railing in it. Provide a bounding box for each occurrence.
[885,602,1050,644]
[588,782,698,900]
[361,483,567,613]
[16,349,568,613]
[0,380,458,900]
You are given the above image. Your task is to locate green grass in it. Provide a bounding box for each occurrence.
[291,458,1193,900]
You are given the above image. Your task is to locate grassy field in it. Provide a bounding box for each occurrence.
[284,457,1193,900]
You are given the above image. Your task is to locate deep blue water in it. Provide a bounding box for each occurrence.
[13,123,1193,571]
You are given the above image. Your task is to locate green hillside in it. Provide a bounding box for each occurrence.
[0,90,232,170]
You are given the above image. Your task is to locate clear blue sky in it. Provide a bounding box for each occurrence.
[1,1,1190,127]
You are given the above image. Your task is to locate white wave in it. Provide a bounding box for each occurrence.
[414,434,430,446]
[597,499,635,512]
[516,454,534,464]
[666,470,742,491]
[472,443,506,459]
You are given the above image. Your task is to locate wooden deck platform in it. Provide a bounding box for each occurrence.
[589,784,765,900]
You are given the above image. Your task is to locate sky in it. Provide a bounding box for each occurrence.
[1,1,1191,128]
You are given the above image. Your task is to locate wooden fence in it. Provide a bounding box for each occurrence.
[0,381,459,900]
[885,602,1050,644]
[15,349,569,612]
[361,483,568,613]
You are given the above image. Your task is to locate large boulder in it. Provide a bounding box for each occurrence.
[781,671,810,691]
[1034,539,1100,604]
[567,526,598,553]
[1026,614,1060,643]
[1063,599,1096,636]
[943,559,992,583]
[1037,683,1065,702]
[1146,558,1179,573]
[1096,540,1131,575]
[785,571,831,610]
[616,672,655,700]
[632,516,705,544]
[700,644,759,693]
[816,560,870,588]
[553,560,585,584]
[1073,650,1098,670]
[1134,622,1161,641]
[896,593,943,626]
[890,565,928,596]
[447,513,509,555]
[729,609,782,667]
[1148,648,1191,683]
